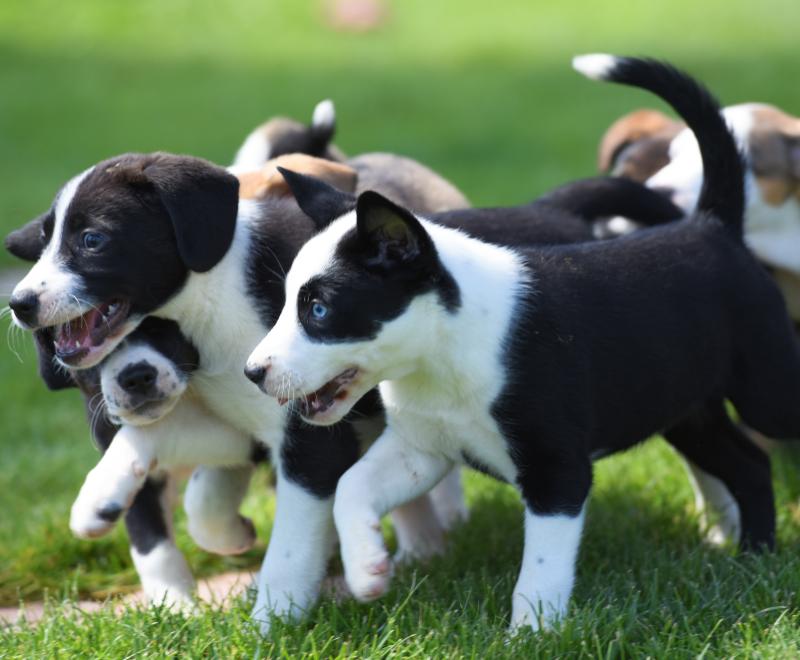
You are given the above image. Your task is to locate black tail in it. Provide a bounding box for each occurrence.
[573,54,744,239]
[535,176,684,226]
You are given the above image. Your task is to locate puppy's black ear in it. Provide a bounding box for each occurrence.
[33,329,75,390]
[144,154,240,272]
[356,191,432,268]
[4,211,51,262]
[278,167,356,230]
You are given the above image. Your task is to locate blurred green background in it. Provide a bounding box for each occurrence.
[2,0,800,653]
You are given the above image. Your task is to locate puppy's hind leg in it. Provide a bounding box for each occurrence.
[127,471,195,608]
[429,466,469,529]
[185,464,257,556]
[664,404,775,551]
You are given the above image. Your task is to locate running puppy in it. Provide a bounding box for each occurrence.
[245,56,800,630]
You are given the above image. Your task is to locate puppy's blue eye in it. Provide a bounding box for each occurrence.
[82,231,108,250]
[311,301,329,320]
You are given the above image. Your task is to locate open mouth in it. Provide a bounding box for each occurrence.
[293,368,358,420]
[53,299,131,365]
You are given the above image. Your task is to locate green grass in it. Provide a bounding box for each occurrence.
[3,0,800,656]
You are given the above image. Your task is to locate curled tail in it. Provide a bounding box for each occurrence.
[535,176,684,226]
[573,54,744,239]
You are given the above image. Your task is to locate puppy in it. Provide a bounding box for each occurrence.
[230,99,345,171]
[600,101,800,306]
[1,104,350,606]
[245,56,800,631]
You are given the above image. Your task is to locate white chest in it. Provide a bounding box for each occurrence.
[382,383,518,483]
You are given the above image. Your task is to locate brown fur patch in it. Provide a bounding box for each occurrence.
[598,109,683,178]
[750,105,800,206]
[237,154,358,200]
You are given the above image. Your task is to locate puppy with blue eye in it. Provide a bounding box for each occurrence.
[245,56,800,631]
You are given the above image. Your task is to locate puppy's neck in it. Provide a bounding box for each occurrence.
[157,202,267,370]
[383,222,531,407]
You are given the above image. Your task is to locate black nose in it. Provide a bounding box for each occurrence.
[244,363,267,385]
[8,290,39,326]
[118,362,158,396]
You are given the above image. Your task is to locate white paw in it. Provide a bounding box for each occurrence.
[345,550,393,602]
[509,595,564,634]
[189,515,257,556]
[70,494,126,539]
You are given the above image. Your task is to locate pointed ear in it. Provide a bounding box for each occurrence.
[4,210,51,262]
[355,191,431,268]
[143,154,240,272]
[33,329,75,390]
[278,166,356,229]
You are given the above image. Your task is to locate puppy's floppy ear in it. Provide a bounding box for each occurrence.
[143,154,240,272]
[4,210,51,262]
[598,109,681,172]
[355,191,432,269]
[278,167,356,229]
[33,329,75,390]
[748,106,800,206]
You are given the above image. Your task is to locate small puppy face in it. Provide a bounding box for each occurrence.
[8,153,239,369]
[100,317,200,425]
[246,190,457,425]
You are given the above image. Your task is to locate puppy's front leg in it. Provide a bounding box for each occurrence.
[184,464,257,556]
[334,431,451,602]
[510,507,585,633]
[70,426,155,539]
[251,473,335,634]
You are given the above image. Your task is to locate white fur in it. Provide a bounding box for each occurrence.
[70,395,254,539]
[684,460,741,546]
[312,99,335,130]
[184,465,257,555]
[100,341,186,425]
[131,539,195,609]
[231,130,272,172]
[572,54,619,81]
[252,475,336,626]
[12,167,93,329]
[510,508,585,632]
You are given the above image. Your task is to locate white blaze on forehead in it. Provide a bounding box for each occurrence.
[47,166,95,259]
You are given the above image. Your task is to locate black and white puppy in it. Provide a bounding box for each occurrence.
[245,56,800,631]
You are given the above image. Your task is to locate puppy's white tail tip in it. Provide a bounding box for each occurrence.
[312,99,336,129]
[572,53,619,81]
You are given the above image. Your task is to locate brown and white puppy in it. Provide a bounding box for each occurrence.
[600,103,800,313]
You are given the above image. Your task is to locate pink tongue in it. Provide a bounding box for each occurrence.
[59,309,103,349]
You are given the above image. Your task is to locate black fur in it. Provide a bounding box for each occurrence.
[281,168,683,247]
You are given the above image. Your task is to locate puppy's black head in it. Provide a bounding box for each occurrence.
[10,152,239,368]
[298,191,459,343]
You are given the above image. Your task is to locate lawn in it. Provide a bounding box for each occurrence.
[2,0,800,656]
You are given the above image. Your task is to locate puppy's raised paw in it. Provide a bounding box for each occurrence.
[346,551,393,602]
